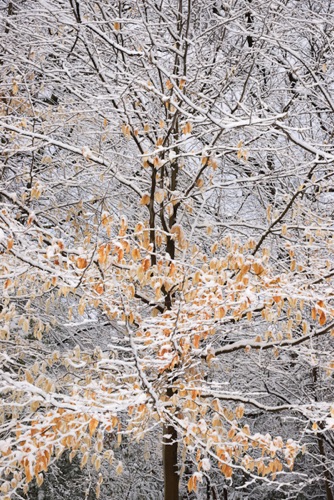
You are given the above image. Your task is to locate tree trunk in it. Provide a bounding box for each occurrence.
[312,368,334,500]
[162,421,178,499]
[317,433,334,500]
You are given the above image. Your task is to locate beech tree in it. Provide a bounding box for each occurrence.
[0,0,334,498]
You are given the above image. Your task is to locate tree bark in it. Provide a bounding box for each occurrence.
[312,367,334,500]
[317,432,334,500]
[162,390,179,500]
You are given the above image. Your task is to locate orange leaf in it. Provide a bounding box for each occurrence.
[140,194,151,205]
[121,124,130,138]
[97,245,108,265]
[89,418,99,436]
[252,262,264,275]
[7,238,14,250]
[193,334,200,349]
[182,122,193,135]
[166,79,173,90]
[187,475,197,493]
[142,257,151,271]
[131,248,141,260]
[4,279,11,289]
[153,156,161,167]
[319,311,326,326]
[215,306,226,319]
[116,247,124,263]
[24,463,33,483]
[191,389,199,400]
[76,257,88,269]
[179,78,186,89]
[94,283,104,295]
[221,464,232,478]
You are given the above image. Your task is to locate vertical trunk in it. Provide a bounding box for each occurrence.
[5,1,13,34]
[317,433,334,500]
[162,422,179,499]
[312,367,334,500]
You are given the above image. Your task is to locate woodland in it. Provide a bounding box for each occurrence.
[0,0,334,499]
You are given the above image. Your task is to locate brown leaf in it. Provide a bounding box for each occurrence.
[76,257,88,269]
[319,311,326,326]
[140,193,151,205]
[89,418,99,436]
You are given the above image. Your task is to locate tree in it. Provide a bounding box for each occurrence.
[0,0,334,498]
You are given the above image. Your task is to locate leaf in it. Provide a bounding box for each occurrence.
[211,242,218,253]
[142,256,151,271]
[221,464,232,478]
[25,370,34,384]
[89,418,99,436]
[121,124,131,138]
[94,283,104,295]
[4,279,11,289]
[142,157,149,168]
[101,211,112,227]
[96,484,101,499]
[252,262,264,275]
[7,237,14,250]
[266,204,271,221]
[97,244,108,265]
[116,461,123,475]
[216,306,226,319]
[94,456,101,471]
[154,189,165,203]
[36,473,44,487]
[153,156,161,167]
[24,463,33,483]
[179,77,186,89]
[182,121,193,135]
[12,80,19,95]
[140,193,151,205]
[191,389,199,400]
[281,224,288,235]
[131,247,141,260]
[166,79,173,90]
[319,311,326,326]
[187,475,197,493]
[235,405,244,419]
[76,257,88,269]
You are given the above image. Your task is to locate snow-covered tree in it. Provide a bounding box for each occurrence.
[0,0,334,498]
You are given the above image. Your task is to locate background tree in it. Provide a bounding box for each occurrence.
[0,0,334,498]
